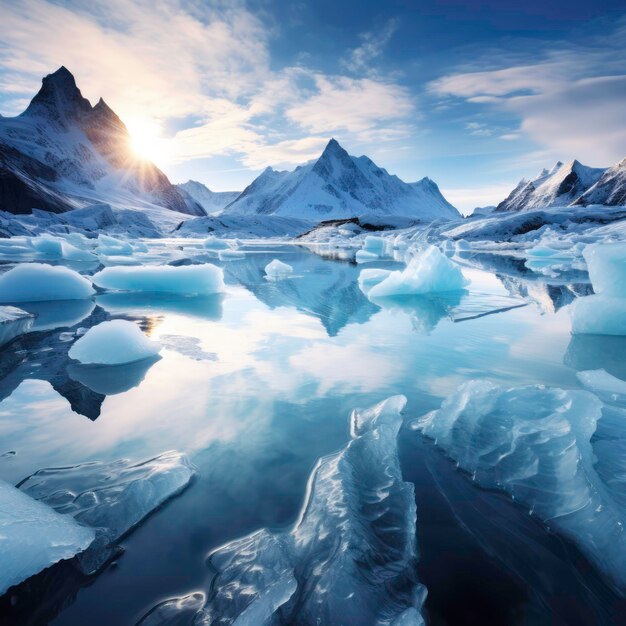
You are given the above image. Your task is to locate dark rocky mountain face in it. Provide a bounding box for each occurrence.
[0,67,200,217]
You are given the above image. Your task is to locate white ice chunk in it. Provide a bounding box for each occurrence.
[363,235,385,255]
[570,295,626,336]
[357,268,392,292]
[355,249,379,263]
[31,235,97,262]
[570,243,626,335]
[92,264,225,295]
[368,245,469,298]
[265,259,293,280]
[0,263,95,302]
[96,234,133,256]
[68,320,161,365]
[583,243,626,297]
[0,306,34,346]
[415,379,626,592]
[218,249,245,261]
[0,480,94,594]
[203,236,230,250]
[20,451,194,574]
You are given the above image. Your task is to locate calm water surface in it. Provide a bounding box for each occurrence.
[0,243,624,625]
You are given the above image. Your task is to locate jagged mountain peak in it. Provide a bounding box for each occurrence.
[22,66,92,125]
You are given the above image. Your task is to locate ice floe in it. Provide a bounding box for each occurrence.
[92,264,225,295]
[96,235,134,256]
[68,320,161,365]
[0,263,95,302]
[414,379,626,593]
[0,480,95,595]
[203,235,231,250]
[367,245,468,298]
[0,306,34,346]
[19,451,195,574]
[265,258,293,280]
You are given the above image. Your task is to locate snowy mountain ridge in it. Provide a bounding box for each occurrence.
[497,157,626,211]
[223,138,460,221]
[176,180,241,215]
[0,66,202,218]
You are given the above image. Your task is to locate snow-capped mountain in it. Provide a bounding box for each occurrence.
[176,180,241,215]
[574,157,626,207]
[496,160,605,212]
[0,66,202,217]
[223,139,459,221]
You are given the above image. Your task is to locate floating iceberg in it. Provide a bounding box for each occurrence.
[19,451,195,574]
[31,235,97,262]
[584,243,626,297]
[0,263,95,302]
[92,264,225,295]
[0,480,95,595]
[571,243,626,336]
[368,245,469,298]
[203,236,230,250]
[265,259,293,280]
[415,379,626,593]
[363,235,386,255]
[96,234,133,256]
[355,249,380,263]
[0,306,34,346]
[138,396,426,625]
[357,268,392,292]
[68,320,161,365]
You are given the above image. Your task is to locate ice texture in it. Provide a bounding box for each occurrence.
[92,264,225,295]
[577,369,626,405]
[0,479,95,594]
[355,249,380,263]
[571,243,626,336]
[0,305,34,346]
[177,395,425,625]
[358,268,393,292]
[367,246,468,298]
[68,320,161,365]
[0,263,95,302]
[203,236,231,250]
[415,379,626,592]
[363,235,386,255]
[265,259,293,280]
[32,234,97,262]
[19,451,195,574]
[96,234,134,256]
[583,243,626,297]
[218,249,245,261]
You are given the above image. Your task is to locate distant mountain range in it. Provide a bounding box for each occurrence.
[0,67,203,217]
[497,158,626,212]
[222,138,460,221]
[176,180,240,215]
[1,67,624,226]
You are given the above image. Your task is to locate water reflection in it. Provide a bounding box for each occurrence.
[564,334,626,381]
[14,299,96,331]
[67,356,161,396]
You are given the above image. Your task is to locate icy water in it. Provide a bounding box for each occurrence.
[1,243,626,625]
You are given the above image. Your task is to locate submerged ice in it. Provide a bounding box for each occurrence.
[19,450,195,574]
[415,379,626,593]
[138,396,426,626]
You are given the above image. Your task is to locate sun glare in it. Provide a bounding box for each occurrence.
[126,117,170,165]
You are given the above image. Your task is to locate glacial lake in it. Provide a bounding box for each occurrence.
[1,242,625,625]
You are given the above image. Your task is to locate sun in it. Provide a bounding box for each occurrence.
[126,117,170,165]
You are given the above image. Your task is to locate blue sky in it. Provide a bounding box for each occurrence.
[0,0,625,212]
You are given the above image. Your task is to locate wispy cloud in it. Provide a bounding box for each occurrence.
[342,18,400,74]
[0,0,416,171]
[429,19,626,165]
